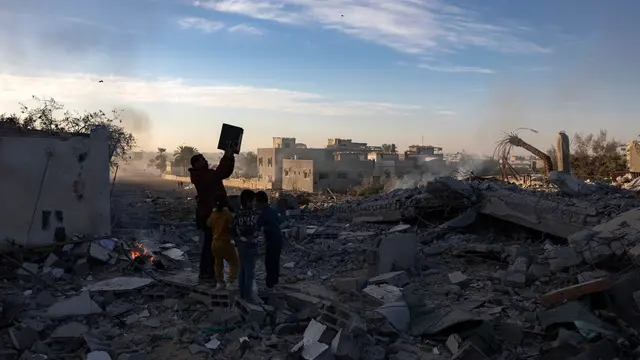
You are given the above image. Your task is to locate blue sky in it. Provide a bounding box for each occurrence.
[1,0,639,154]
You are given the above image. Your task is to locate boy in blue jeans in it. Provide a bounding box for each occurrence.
[255,191,283,290]
[233,190,259,300]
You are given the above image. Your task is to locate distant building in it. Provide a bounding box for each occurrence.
[628,141,640,173]
[282,158,374,193]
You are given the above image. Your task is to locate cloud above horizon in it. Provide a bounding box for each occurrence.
[0,72,420,116]
[194,0,550,56]
[177,17,263,35]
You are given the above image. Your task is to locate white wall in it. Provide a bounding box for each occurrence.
[0,128,110,250]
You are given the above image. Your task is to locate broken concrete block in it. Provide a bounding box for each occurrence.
[74,258,90,276]
[363,285,403,305]
[333,277,368,294]
[9,326,39,350]
[368,271,409,288]
[330,329,360,360]
[446,334,463,354]
[629,245,640,260]
[528,264,550,280]
[540,278,612,307]
[44,253,67,269]
[188,344,207,355]
[35,291,57,307]
[285,292,323,312]
[451,342,486,360]
[89,242,114,263]
[46,291,103,318]
[51,322,89,339]
[448,272,469,287]
[577,270,609,283]
[235,299,267,325]
[376,234,417,274]
[503,272,526,288]
[582,242,613,264]
[16,263,39,282]
[509,257,530,273]
[87,351,112,360]
[548,247,583,272]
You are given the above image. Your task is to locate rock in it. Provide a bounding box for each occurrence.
[548,247,583,272]
[35,291,57,307]
[9,326,39,350]
[368,271,410,288]
[446,334,463,354]
[510,257,530,273]
[143,318,161,328]
[16,263,38,282]
[51,322,89,339]
[188,344,207,355]
[448,272,469,287]
[118,353,147,360]
[334,277,368,293]
[46,291,102,318]
[361,345,386,360]
[503,272,526,288]
[87,351,112,360]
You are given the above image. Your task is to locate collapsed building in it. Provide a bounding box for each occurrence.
[258,137,448,192]
[0,125,111,251]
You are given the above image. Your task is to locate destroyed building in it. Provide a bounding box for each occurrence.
[282,157,374,192]
[258,137,372,190]
[0,126,111,251]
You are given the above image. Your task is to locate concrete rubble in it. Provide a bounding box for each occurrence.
[4,173,640,360]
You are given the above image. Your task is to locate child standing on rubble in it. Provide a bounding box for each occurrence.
[233,190,260,300]
[207,195,238,290]
[255,191,283,290]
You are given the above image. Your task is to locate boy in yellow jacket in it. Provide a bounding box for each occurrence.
[207,195,238,290]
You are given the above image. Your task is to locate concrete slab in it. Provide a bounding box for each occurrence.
[86,277,154,292]
[376,234,417,274]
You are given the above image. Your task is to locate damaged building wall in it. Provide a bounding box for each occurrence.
[0,127,110,250]
[257,148,333,189]
[627,141,640,173]
[282,159,374,192]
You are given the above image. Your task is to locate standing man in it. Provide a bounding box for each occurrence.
[189,149,235,281]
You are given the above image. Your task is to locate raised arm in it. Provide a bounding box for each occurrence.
[212,152,235,180]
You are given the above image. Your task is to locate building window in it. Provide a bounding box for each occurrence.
[268,158,273,167]
[284,169,290,177]
[258,157,264,166]
[337,172,348,179]
[303,171,309,179]
[318,172,329,180]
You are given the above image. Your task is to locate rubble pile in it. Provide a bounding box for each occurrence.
[3,173,640,360]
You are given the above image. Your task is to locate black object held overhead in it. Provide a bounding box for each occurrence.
[218,123,244,154]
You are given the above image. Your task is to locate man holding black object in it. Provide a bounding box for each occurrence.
[189,144,236,281]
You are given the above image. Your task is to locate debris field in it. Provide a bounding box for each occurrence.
[3,171,640,360]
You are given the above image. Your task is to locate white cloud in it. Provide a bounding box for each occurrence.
[434,109,458,116]
[228,24,263,35]
[194,0,550,55]
[419,64,495,74]
[0,72,420,116]
[177,17,225,33]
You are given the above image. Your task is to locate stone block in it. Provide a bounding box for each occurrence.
[368,271,409,288]
[548,247,582,272]
[376,234,417,274]
[9,327,39,350]
[448,272,469,287]
[234,299,266,325]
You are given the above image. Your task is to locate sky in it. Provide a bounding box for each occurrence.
[1,0,639,155]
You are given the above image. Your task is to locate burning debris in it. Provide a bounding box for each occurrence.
[129,242,155,265]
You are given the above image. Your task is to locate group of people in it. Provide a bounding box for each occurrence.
[187,148,282,301]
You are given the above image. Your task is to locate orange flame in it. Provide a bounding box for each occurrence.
[130,243,155,264]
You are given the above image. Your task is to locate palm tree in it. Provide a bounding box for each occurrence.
[174,145,199,176]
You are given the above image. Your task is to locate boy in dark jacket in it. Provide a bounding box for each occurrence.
[255,191,282,290]
[189,151,235,281]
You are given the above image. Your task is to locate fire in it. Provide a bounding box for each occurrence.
[130,243,155,264]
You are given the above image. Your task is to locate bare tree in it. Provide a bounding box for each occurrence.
[494,128,553,176]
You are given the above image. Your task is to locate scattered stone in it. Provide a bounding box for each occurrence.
[446,334,463,354]
[16,263,39,282]
[448,271,469,287]
[143,318,161,328]
[503,272,526,288]
[51,322,89,339]
[46,291,102,318]
[368,271,410,288]
[188,344,208,355]
[9,326,39,350]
